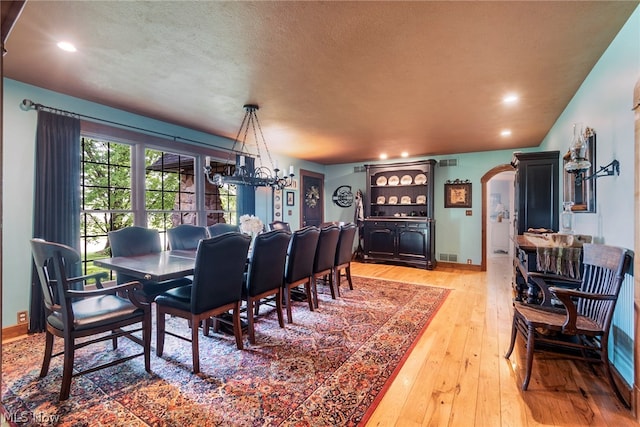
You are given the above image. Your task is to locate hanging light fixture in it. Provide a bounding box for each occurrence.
[203,104,295,189]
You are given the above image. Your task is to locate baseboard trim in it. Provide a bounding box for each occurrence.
[437,261,482,271]
[610,363,634,410]
[2,323,28,342]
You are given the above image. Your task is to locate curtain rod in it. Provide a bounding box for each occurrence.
[20,98,238,154]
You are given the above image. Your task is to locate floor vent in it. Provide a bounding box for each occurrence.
[439,253,458,262]
[439,159,458,167]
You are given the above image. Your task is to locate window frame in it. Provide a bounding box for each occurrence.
[79,120,235,274]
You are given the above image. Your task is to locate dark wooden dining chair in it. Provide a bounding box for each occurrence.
[242,229,291,344]
[283,226,320,323]
[505,243,633,407]
[154,232,251,373]
[268,221,291,232]
[30,238,151,401]
[312,223,340,304]
[108,226,192,303]
[206,223,240,237]
[167,224,208,250]
[333,222,358,297]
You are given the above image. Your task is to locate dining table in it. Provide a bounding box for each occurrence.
[93,249,197,282]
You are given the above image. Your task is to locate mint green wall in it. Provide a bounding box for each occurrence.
[2,79,323,327]
[325,150,538,265]
[537,7,639,384]
[538,7,638,251]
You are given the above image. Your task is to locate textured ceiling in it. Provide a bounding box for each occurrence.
[3,1,637,164]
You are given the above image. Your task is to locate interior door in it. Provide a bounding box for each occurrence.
[300,169,324,227]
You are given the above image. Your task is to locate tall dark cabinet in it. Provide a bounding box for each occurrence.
[362,160,436,270]
[512,151,560,235]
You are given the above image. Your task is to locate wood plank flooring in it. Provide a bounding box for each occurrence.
[355,255,637,427]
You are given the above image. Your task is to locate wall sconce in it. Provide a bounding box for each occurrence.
[564,124,620,182]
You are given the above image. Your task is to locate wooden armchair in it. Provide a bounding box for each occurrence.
[505,243,633,407]
[30,238,151,400]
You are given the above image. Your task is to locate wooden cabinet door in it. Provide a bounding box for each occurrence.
[397,225,427,260]
[364,223,395,257]
[513,151,559,234]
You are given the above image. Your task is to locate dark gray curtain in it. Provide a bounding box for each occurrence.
[29,111,81,332]
[236,154,256,218]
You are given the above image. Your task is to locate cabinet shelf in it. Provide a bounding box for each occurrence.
[364,160,436,270]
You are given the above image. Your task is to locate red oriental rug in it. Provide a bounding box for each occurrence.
[2,276,449,426]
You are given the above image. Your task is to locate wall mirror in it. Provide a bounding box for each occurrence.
[563,128,596,212]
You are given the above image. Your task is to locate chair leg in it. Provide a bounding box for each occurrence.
[345,265,353,290]
[504,315,518,359]
[232,302,244,350]
[326,271,336,300]
[276,290,285,328]
[40,331,54,377]
[333,267,341,298]
[203,318,210,336]
[285,286,293,323]
[306,279,315,312]
[247,299,256,345]
[60,334,75,401]
[156,308,166,357]
[522,324,535,390]
[191,315,200,374]
[143,310,151,373]
[112,330,118,350]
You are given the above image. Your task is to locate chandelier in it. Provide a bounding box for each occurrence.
[203,104,294,189]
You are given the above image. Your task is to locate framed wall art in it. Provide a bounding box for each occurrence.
[444,180,472,208]
[286,191,295,206]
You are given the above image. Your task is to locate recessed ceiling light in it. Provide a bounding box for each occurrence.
[380,153,388,160]
[501,129,512,137]
[503,94,518,104]
[401,152,409,158]
[57,41,77,52]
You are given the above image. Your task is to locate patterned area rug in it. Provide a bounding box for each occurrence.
[2,276,449,426]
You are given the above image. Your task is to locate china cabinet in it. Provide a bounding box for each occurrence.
[363,160,436,269]
[512,151,560,235]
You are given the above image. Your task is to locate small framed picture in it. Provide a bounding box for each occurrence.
[286,191,295,206]
[445,181,472,208]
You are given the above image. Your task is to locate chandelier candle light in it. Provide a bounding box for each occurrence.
[203,104,295,190]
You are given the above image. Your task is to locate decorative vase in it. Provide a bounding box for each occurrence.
[561,201,574,234]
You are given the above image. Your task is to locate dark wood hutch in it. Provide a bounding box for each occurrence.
[362,160,436,269]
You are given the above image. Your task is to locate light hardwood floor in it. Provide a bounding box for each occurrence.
[355,255,637,427]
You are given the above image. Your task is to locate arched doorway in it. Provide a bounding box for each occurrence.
[480,164,514,271]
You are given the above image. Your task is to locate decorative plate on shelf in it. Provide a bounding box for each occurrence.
[416,195,426,204]
[388,196,398,205]
[414,173,427,185]
[376,195,385,204]
[375,176,387,186]
[400,175,412,185]
[400,196,412,204]
[388,175,400,186]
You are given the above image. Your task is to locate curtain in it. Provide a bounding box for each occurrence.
[236,155,256,218]
[29,111,80,332]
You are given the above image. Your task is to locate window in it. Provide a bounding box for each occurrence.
[80,137,133,275]
[79,131,237,276]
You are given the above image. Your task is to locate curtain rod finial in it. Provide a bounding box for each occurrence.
[21,99,35,111]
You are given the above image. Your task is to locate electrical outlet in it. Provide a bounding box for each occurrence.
[17,310,28,324]
[467,259,472,265]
